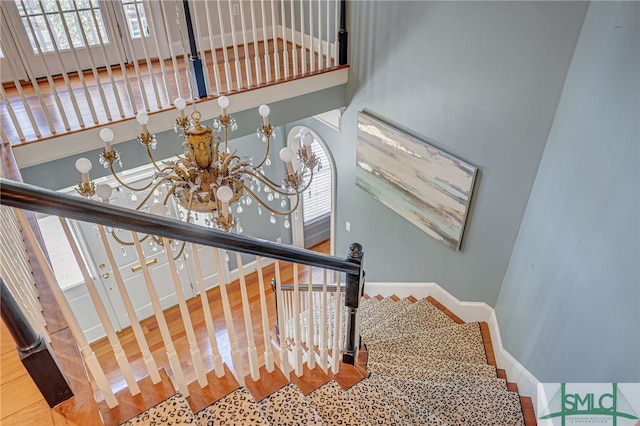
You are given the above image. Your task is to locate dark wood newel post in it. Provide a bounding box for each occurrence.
[182,0,207,98]
[342,242,364,365]
[338,0,348,65]
[0,277,73,407]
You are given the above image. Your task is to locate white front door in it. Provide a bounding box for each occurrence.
[75,170,198,332]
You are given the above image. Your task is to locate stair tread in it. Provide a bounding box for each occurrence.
[119,393,195,426]
[362,298,458,342]
[366,322,488,365]
[366,349,497,378]
[359,298,412,334]
[347,375,448,425]
[367,360,508,390]
[258,383,324,425]
[306,380,371,426]
[377,374,526,426]
[195,387,269,426]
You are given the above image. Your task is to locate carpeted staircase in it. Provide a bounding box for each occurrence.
[119,295,529,425]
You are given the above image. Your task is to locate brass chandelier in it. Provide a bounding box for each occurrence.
[75,96,321,235]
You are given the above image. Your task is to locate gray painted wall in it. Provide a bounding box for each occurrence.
[323,1,588,304]
[495,1,640,382]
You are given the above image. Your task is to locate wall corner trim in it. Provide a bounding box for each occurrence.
[364,281,541,414]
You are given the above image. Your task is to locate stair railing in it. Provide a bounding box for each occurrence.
[1,178,364,407]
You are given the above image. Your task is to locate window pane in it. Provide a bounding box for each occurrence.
[121,0,148,39]
[302,141,332,224]
[15,0,109,54]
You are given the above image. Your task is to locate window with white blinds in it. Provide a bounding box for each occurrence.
[302,140,332,224]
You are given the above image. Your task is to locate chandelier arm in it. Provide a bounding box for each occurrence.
[163,182,179,205]
[109,163,156,192]
[110,229,152,246]
[145,144,163,172]
[254,134,271,169]
[242,169,296,197]
[132,177,173,212]
[238,180,301,216]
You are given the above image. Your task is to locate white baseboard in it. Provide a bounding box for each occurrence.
[364,281,540,415]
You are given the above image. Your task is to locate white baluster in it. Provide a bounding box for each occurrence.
[274,261,291,379]
[248,0,261,85]
[10,1,59,131]
[190,244,225,377]
[204,1,222,94]
[216,0,233,92]
[0,85,26,141]
[98,225,160,384]
[116,1,150,111]
[0,48,41,137]
[290,0,298,75]
[256,256,275,372]
[160,0,188,100]
[59,218,140,395]
[226,0,243,90]
[331,275,342,374]
[101,1,138,114]
[299,0,306,74]
[131,232,188,396]
[306,265,315,369]
[162,237,207,387]
[15,210,117,408]
[319,268,329,372]
[260,0,271,83]
[326,0,331,69]
[52,0,99,123]
[87,5,125,118]
[271,0,280,81]
[292,264,303,376]
[143,0,172,103]
[213,248,245,385]
[235,252,260,381]
[69,0,111,121]
[237,0,253,87]
[130,0,162,108]
[280,0,290,79]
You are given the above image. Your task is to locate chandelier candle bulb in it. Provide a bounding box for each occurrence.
[216,186,234,219]
[95,184,113,203]
[174,97,187,119]
[218,96,230,116]
[259,104,270,126]
[136,111,150,135]
[302,132,314,157]
[279,147,296,177]
[75,158,92,184]
[99,128,114,152]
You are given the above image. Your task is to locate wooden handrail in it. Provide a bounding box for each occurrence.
[0,178,360,275]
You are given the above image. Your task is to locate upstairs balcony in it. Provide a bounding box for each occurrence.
[1,0,348,169]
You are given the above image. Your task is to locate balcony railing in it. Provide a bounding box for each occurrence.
[0,0,346,145]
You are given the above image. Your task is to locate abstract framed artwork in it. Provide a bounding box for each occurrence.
[356,112,477,251]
